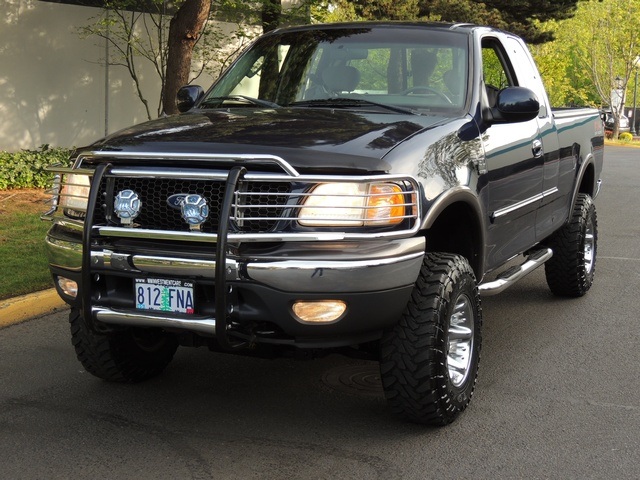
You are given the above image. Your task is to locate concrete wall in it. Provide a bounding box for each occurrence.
[0,0,222,152]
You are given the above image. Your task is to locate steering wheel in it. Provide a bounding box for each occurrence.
[401,86,452,104]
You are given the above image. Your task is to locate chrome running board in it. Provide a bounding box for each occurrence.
[478,248,553,296]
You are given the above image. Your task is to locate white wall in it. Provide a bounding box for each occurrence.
[0,0,223,152]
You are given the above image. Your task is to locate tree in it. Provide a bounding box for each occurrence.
[81,0,255,119]
[79,0,170,120]
[529,20,599,107]
[325,0,419,22]
[163,0,211,114]
[261,0,282,32]
[324,0,581,44]
[219,0,313,32]
[473,0,580,43]
[424,0,582,43]
[557,0,640,137]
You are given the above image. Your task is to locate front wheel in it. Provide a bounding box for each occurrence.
[543,193,597,297]
[380,253,482,425]
[69,307,179,382]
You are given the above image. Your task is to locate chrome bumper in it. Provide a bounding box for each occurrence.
[46,235,425,293]
[94,307,218,335]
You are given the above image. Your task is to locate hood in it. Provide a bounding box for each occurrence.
[92,108,449,174]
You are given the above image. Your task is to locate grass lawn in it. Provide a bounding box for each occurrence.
[0,189,53,300]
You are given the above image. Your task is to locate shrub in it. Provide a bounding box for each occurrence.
[0,145,72,190]
[618,132,633,143]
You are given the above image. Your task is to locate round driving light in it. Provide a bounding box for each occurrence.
[180,194,209,231]
[292,300,347,324]
[114,189,142,225]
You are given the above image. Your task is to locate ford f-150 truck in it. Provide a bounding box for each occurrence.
[43,22,604,425]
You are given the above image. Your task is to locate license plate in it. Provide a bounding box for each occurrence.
[135,278,194,314]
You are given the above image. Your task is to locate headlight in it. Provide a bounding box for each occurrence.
[298,182,406,227]
[59,173,91,217]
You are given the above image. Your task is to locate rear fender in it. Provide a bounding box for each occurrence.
[572,152,597,207]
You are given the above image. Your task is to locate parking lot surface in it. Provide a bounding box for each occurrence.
[0,146,638,479]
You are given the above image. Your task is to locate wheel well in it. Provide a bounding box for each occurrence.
[578,162,595,197]
[425,202,482,279]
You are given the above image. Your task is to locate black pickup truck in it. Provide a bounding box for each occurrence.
[43,22,604,425]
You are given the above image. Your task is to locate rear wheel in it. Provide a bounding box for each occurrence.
[69,307,178,382]
[380,253,482,425]
[544,193,597,297]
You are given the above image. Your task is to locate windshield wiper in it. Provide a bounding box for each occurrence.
[200,95,281,109]
[289,97,419,115]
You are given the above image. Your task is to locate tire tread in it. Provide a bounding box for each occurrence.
[69,308,178,383]
[544,193,597,297]
[380,253,482,426]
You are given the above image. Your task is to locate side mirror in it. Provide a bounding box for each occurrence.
[177,85,204,113]
[491,86,540,123]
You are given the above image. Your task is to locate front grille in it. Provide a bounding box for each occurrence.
[45,159,422,243]
[93,176,292,233]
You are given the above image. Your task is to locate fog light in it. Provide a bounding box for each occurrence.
[292,300,346,324]
[57,277,78,298]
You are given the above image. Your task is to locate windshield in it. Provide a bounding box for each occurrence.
[202,25,469,114]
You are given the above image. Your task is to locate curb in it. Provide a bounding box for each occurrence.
[0,288,68,328]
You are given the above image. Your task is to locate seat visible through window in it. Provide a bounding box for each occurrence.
[321,65,361,94]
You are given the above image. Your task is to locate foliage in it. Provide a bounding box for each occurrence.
[217,0,313,29]
[529,20,598,107]
[547,0,640,135]
[618,132,633,143]
[321,0,580,44]
[353,0,421,21]
[482,47,510,89]
[0,146,72,190]
[322,0,419,22]
[79,0,169,119]
[469,0,579,44]
[80,0,256,119]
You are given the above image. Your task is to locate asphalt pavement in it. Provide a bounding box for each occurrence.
[0,145,638,479]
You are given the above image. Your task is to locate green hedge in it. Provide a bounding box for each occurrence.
[0,145,72,190]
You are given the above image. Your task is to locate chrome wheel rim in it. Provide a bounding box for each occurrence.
[447,293,474,388]
[584,216,595,275]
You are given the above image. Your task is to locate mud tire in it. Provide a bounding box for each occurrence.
[544,193,597,297]
[380,253,482,425]
[69,307,178,382]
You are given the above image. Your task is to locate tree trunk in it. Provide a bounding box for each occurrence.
[261,0,281,33]
[163,0,211,115]
[257,0,281,100]
[387,48,404,94]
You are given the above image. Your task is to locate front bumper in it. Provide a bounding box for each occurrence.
[46,229,424,346]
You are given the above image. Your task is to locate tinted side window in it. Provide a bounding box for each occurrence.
[481,38,516,107]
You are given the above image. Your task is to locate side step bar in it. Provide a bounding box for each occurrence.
[478,248,553,296]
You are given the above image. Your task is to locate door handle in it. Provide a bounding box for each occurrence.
[532,139,544,158]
